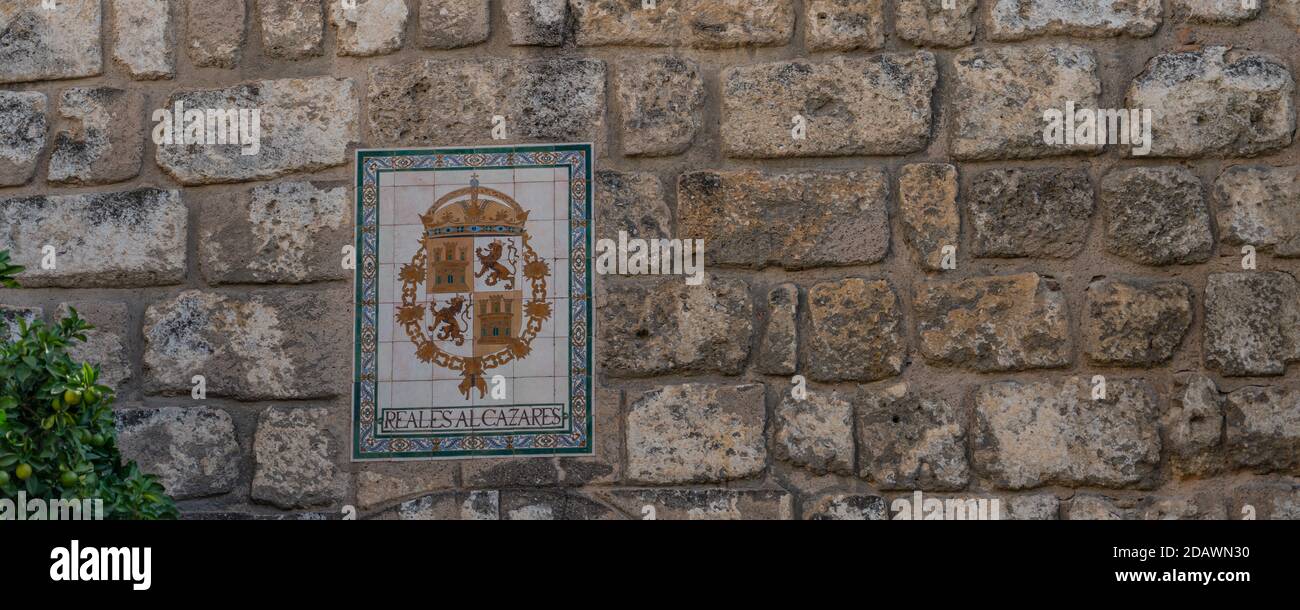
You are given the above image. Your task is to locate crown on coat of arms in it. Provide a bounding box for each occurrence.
[420,175,529,238]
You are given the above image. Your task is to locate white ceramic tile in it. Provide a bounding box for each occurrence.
[553,180,572,221]
[514,337,554,377]
[550,298,569,337]
[379,186,395,225]
[378,304,394,341]
[549,263,570,299]
[552,339,570,379]
[439,168,513,186]
[379,225,395,263]
[514,167,553,183]
[553,167,570,181]
[394,186,436,226]
[474,375,516,406]
[393,170,437,186]
[525,220,556,260]
[392,338,432,381]
[378,381,392,410]
[391,380,432,409]
[379,172,395,187]
[378,342,393,381]
[378,263,395,304]
[515,377,556,404]
[432,379,472,407]
[515,181,554,221]
[392,224,424,270]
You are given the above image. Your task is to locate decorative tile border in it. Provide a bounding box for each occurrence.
[352,144,594,460]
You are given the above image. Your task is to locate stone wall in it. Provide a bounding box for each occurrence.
[1,0,1298,519]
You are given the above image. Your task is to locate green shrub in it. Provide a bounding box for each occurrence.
[0,250,178,519]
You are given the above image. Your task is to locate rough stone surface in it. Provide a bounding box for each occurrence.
[803,494,887,520]
[951,44,1101,160]
[1280,0,1300,31]
[398,491,498,520]
[368,58,604,146]
[857,383,968,490]
[593,171,670,241]
[1229,482,1300,520]
[597,277,752,377]
[602,489,794,520]
[198,181,351,284]
[505,0,566,46]
[356,462,457,510]
[757,283,798,375]
[972,377,1161,489]
[721,54,937,157]
[805,0,884,51]
[56,301,132,389]
[461,458,559,488]
[616,55,705,157]
[1215,166,1300,257]
[683,0,794,48]
[187,0,245,68]
[626,383,767,484]
[0,305,41,342]
[898,163,959,271]
[804,278,906,382]
[419,0,489,48]
[501,491,616,520]
[1007,495,1061,520]
[155,77,358,185]
[251,407,341,509]
[774,387,854,475]
[1225,386,1300,473]
[0,0,102,83]
[49,87,145,186]
[1164,374,1226,478]
[559,387,623,485]
[1126,47,1295,158]
[1171,0,1261,24]
[915,273,1072,372]
[143,289,349,399]
[678,170,889,269]
[112,0,174,79]
[259,0,324,58]
[1101,167,1213,265]
[329,0,407,56]
[115,407,240,500]
[968,168,1094,259]
[987,0,1161,41]
[1203,272,1300,376]
[0,91,46,186]
[0,188,186,288]
[895,0,976,47]
[1084,279,1193,366]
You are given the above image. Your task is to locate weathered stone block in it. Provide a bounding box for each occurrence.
[1084,279,1193,366]
[1127,47,1295,157]
[722,54,937,157]
[972,377,1161,489]
[0,91,46,186]
[1204,272,1300,376]
[49,87,144,185]
[626,383,767,484]
[805,0,884,51]
[329,0,407,56]
[1228,482,1300,520]
[461,457,559,488]
[198,181,351,284]
[774,386,854,475]
[678,170,889,268]
[803,494,887,520]
[57,301,132,389]
[968,168,1093,259]
[0,188,186,288]
[356,462,457,510]
[950,45,1101,160]
[155,77,358,185]
[1215,166,1300,257]
[603,488,793,520]
[399,490,498,520]
[915,273,1072,372]
[1164,374,1225,478]
[857,383,968,491]
[186,0,245,68]
[597,277,752,377]
[259,0,324,58]
[0,0,102,83]
[1225,386,1300,473]
[419,0,489,48]
[559,387,623,485]
[251,406,342,509]
[501,491,617,520]
[115,407,240,500]
[368,58,604,146]
[804,278,906,382]
[898,163,959,271]
[0,305,41,342]
[895,0,976,47]
[143,289,350,399]
[593,171,670,241]
[987,0,1161,40]
[616,55,704,156]
[757,283,797,375]
[1171,0,1261,24]
[505,0,566,46]
[112,0,174,79]
[683,0,793,48]
[570,0,681,46]
[1101,167,1213,265]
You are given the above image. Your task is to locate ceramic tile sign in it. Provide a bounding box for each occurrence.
[352,144,594,460]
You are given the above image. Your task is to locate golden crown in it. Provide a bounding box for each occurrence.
[420,175,529,238]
